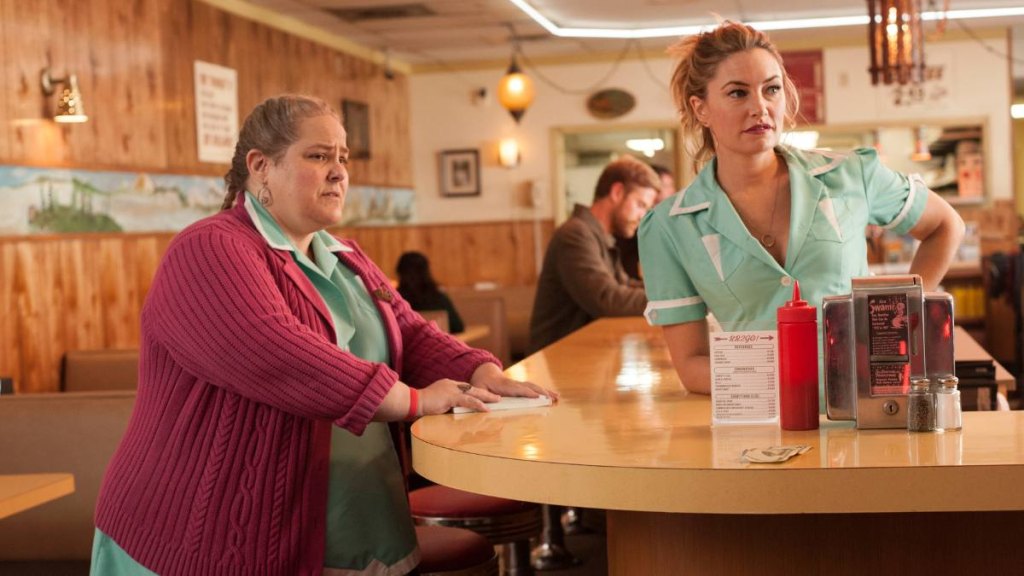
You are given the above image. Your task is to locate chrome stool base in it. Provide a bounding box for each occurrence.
[561,507,592,535]
[530,505,580,571]
[530,542,581,571]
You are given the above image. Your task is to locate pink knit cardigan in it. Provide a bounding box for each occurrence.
[94,197,498,575]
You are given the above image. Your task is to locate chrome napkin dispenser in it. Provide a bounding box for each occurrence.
[822,275,954,429]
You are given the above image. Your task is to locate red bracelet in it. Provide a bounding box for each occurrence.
[406,388,419,420]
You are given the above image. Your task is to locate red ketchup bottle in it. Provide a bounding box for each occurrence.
[777,280,820,430]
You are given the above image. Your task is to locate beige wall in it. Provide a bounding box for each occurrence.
[409,36,1017,224]
[409,57,676,224]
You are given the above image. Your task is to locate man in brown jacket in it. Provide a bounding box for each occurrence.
[528,156,660,353]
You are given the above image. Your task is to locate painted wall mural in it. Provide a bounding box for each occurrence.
[0,165,415,235]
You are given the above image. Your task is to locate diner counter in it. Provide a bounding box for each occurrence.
[413,317,1024,574]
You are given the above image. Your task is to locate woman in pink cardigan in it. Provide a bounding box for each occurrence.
[91,95,555,576]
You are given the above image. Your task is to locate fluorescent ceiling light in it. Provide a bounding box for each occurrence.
[1012,104,1024,119]
[505,0,1024,39]
[782,131,820,150]
[626,138,665,157]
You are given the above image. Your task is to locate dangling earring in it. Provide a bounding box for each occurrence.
[258,182,273,207]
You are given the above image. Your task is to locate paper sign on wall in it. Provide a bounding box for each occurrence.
[194,61,238,164]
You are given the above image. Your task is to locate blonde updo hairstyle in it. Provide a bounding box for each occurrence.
[221,94,340,210]
[668,22,800,174]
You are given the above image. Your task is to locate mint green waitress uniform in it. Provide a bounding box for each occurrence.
[91,192,418,575]
[638,146,929,405]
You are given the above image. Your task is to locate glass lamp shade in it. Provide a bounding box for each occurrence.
[499,138,520,168]
[54,74,87,123]
[497,60,534,123]
[867,0,924,85]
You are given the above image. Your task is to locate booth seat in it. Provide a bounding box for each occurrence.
[447,285,536,364]
[0,391,137,573]
[61,349,139,392]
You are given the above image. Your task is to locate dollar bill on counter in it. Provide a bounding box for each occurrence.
[741,445,812,463]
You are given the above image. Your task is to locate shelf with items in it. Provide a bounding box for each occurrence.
[920,126,984,203]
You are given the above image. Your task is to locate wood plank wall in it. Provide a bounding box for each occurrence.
[0,0,552,393]
[0,0,411,184]
[0,220,552,393]
[341,219,554,289]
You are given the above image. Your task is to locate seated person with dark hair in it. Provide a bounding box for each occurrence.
[619,163,676,281]
[396,251,465,333]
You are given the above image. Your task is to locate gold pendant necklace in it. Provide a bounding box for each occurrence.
[759,161,784,249]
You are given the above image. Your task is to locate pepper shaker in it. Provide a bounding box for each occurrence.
[907,377,935,432]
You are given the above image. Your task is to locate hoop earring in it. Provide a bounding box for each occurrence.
[258,183,273,207]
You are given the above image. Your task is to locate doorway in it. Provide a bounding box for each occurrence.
[551,123,684,225]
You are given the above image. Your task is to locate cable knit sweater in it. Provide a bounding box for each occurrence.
[94,197,498,576]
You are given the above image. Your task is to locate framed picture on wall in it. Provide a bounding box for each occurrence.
[342,99,371,159]
[439,149,480,197]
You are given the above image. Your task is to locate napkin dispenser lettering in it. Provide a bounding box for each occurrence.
[822,275,954,429]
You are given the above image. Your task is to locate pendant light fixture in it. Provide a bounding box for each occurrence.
[497,26,534,123]
[867,0,925,85]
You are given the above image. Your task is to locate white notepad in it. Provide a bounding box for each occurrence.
[453,395,553,414]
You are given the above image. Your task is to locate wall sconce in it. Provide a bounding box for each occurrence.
[40,68,88,123]
[499,138,521,168]
[867,0,925,85]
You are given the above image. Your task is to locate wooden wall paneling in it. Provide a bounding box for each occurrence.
[0,242,18,385]
[98,238,141,349]
[59,237,105,354]
[124,0,169,169]
[4,0,51,164]
[44,0,74,166]
[15,240,67,393]
[2,0,413,184]
[132,234,174,306]
[0,222,549,393]
[250,21,279,105]
[225,14,258,120]
[183,0,230,176]
[0,1,9,161]
[341,220,554,288]
[192,1,228,71]
[65,0,102,165]
[84,0,121,168]
[161,0,200,173]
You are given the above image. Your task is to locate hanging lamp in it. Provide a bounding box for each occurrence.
[867,0,925,85]
[497,28,534,122]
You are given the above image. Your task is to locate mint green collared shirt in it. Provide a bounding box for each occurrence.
[639,146,929,330]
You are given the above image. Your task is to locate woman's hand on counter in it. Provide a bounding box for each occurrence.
[469,362,560,401]
[419,378,500,415]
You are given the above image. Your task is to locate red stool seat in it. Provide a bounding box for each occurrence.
[416,525,497,575]
[410,485,542,575]
[410,486,534,517]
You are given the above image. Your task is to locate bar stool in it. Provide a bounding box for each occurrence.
[416,525,499,576]
[410,485,542,576]
[530,505,580,571]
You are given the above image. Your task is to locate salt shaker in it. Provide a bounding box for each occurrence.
[907,377,935,432]
[935,375,963,431]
